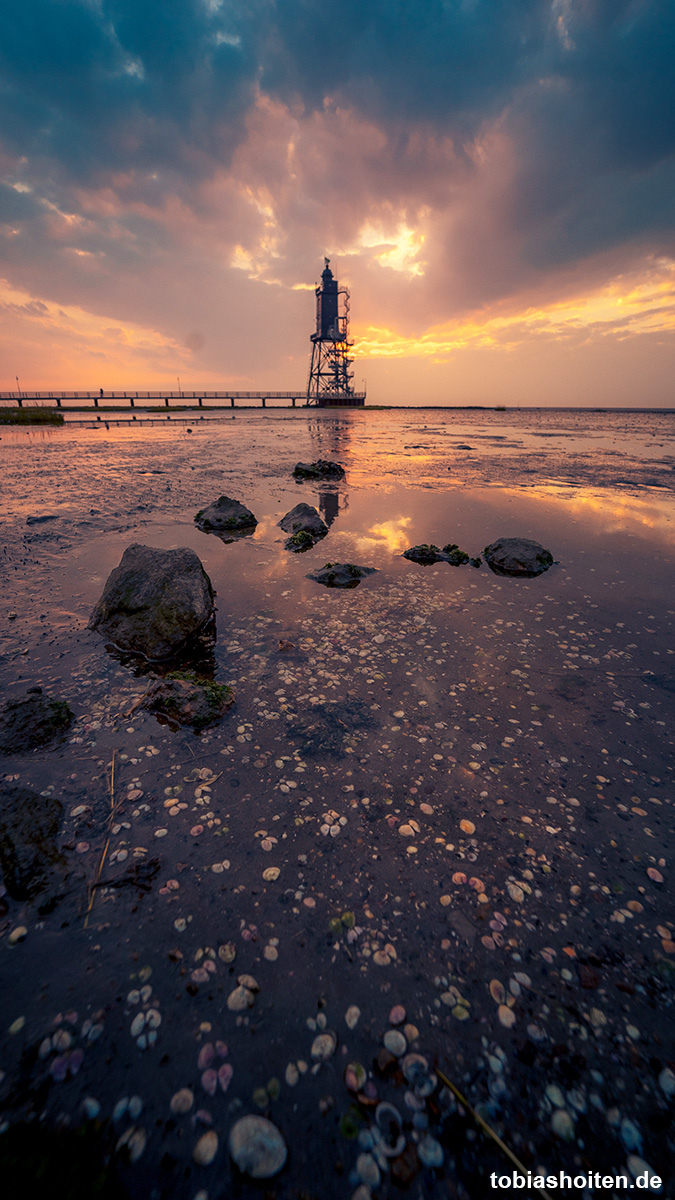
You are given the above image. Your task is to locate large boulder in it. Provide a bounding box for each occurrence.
[307,562,377,589]
[0,783,68,909]
[88,543,215,660]
[293,460,345,481]
[195,495,257,533]
[483,537,554,577]
[279,503,328,551]
[0,689,73,754]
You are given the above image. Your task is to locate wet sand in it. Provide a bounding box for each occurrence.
[1,409,674,1198]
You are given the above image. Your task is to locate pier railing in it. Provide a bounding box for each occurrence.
[0,390,366,409]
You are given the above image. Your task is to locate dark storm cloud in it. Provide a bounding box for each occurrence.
[1,0,674,320]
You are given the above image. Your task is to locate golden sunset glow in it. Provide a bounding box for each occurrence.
[352,259,675,360]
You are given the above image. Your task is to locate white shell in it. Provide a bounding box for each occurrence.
[228,1116,287,1178]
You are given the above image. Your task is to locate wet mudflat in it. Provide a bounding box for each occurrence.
[0,408,674,1199]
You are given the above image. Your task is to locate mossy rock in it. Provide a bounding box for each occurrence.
[146,672,234,729]
[0,691,73,754]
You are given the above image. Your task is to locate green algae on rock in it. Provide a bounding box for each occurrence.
[145,672,234,729]
[0,690,73,753]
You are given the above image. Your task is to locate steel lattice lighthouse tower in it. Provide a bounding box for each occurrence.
[306,258,365,407]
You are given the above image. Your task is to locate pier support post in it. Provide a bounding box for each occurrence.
[292,397,296,407]
[230,398,234,408]
[55,398,61,409]
[164,397,169,408]
[130,398,135,408]
[262,397,266,408]
[198,397,203,408]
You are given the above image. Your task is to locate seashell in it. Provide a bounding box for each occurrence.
[546,1084,565,1108]
[170,1088,194,1114]
[414,1072,438,1099]
[112,1097,129,1121]
[374,1102,405,1157]
[507,883,525,903]
[311,1032,336,1061]
[146,1009,161,1029]
[82,1097,101,1119]
[128,1128,146,1163]
[9,926,27,945]
[389,1004,406,1026]
[620,1117,643,1154]
[403,1023,419,1044]
[418,1135,444,1168]
[489,980,506,1005]
[201,1069,217,1096]
[191,968,211,984]
[198,1043,215,1071]
[383,1029,406,1057]
[345,1062,367,1092]
[262,867,280,882]
[193,1130,218,1166]
[498,1005,516,1029]
[356,1152,380,1188]
[401,1053,428,1084]
[218,1063,233,1093]
[659,1067,675,1098]
[216,1041,228,1057]
[130,1013,145,1038]
[343,1003,360,1032]
[228,1115,287,1178]
[237,974,259,992]
[452,872,467,885]
[285,1062,299,1087]
[218,942,236,963]
[551,1109,575,1140]
[128,1096,143,1119]
[227,986,255,1012]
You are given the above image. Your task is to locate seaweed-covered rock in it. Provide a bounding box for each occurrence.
[88,543,215,660]
[483,537,554,577]
[0,783,68,907]
[307,562,377,589]
[279,503,328,551]
[0,690,73,754]
[195,495,257,533]
[403,544,446,565]
[293,460,345,481]
[403,544,481,568]
[145,673,234,729]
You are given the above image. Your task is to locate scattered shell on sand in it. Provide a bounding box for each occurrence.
[311,1031,337,1061]
[229,1115,287,1178]
[193,1130,218,1166]
[389,1004,406,1025]
[170,1088,194,1114]
[227,985,255,1012]
[383,1029,407,1057]
[345,1005,361,1030]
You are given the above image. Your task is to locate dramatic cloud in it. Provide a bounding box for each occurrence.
[1,0,674,400]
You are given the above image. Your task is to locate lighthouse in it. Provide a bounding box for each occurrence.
[306,259,365,406]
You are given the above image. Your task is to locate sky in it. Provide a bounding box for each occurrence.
[1,0,674,406]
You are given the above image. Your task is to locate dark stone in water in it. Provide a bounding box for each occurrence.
[145,673,234,729]
[483,537,554,577]
[0,783,68,907]
[307,563,377,589]
[194,494,257,534]
[403,543,481,568]
[26,513,59,525]
[293,459,345,480]
[0,691,74,754]
[279,502,328,551]
[88,543,215,660]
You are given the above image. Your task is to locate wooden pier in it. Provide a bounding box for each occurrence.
[0,389,366,410]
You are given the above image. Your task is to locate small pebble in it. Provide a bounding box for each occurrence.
[383,1030,406,1057]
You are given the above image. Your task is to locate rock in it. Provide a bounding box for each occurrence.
[228,1115,287,1178]
[227,984,255,1011]
[26,514,59,525]
[403,543,480,567]
[145,673,234,729]
[0,691,74,753]
[383,1030,407,1057]
[0,783,68,909]
[483,537,554,577]
[88,543,215,660]
[293,459,345,480]
[279,503,328,551]
[307,563,378,589]
[194,495,257,534]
